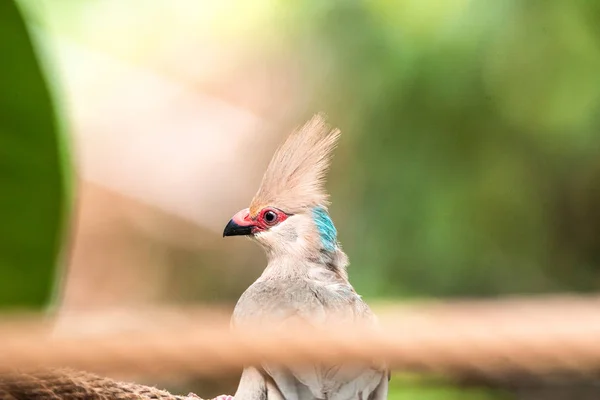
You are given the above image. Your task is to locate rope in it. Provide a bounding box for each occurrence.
[1,294,600,381]
[0,369,203,400]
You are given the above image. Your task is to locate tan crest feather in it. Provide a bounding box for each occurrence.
[249,113,341,216]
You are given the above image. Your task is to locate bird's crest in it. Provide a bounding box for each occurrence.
[249,113,341,216]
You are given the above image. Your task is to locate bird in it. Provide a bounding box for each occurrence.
[222,113,389,400]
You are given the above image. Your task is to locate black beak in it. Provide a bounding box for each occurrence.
[223,219,254,237]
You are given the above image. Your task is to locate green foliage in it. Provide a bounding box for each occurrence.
[387,374,512,400]
[271,0,600,298]
[0,0,69,308]
[388,386,509,400]
[22,0,600,302]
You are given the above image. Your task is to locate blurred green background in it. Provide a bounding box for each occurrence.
[5,0,600,399]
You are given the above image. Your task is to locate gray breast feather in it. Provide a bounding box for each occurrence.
[232,278,388,400]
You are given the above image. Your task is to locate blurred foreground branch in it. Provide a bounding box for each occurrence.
[2,295,600,382]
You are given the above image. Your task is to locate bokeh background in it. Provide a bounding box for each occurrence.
[3,0,600,399]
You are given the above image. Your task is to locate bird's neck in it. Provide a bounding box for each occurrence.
[261,246,349,283]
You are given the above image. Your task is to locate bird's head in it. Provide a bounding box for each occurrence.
[223,205,338,258]
[223,114,341,258]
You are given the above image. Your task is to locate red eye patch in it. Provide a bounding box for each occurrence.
[253,208,289,232]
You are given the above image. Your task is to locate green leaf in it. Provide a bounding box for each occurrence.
[0,0,70,308]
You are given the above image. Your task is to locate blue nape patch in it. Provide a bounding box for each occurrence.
[312,207,337,252]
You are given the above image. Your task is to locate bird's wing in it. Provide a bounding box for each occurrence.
[232,279,387,400]
[367,374,389,400]
[235,366,289,400]
[234,367,268,400]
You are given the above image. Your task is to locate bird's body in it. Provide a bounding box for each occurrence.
[232,268,387,400]
[223,115,388,400]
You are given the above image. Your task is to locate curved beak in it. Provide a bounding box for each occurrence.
[223,208,255,237]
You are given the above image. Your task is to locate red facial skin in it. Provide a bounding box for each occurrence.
[230,207,289,234]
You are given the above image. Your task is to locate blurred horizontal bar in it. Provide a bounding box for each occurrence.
[2,294,600,380]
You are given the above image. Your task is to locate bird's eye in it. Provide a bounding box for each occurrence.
[263,210,278,225]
